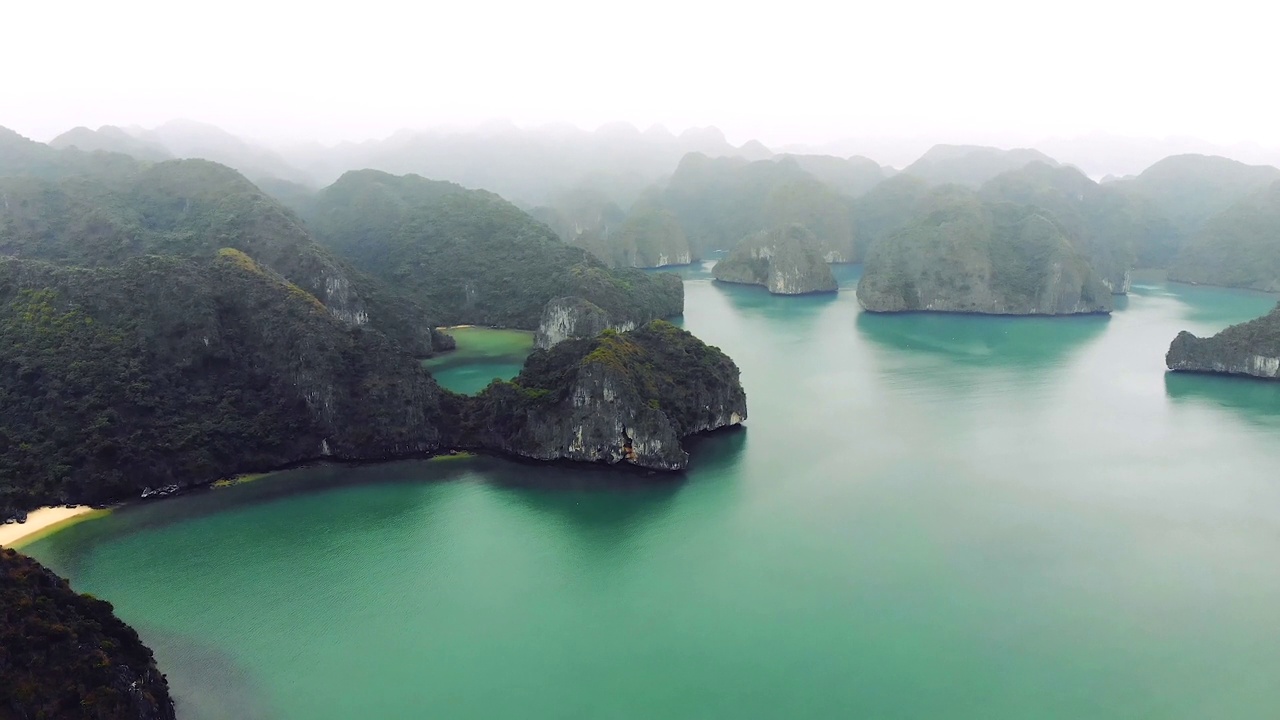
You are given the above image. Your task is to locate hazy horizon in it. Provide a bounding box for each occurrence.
[6,0,1278,155]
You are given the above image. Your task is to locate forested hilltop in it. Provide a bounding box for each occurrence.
[0,133,449,356]
[1167,303,1280,379]
[1169,180,1280,291]
[36,120,1280,296]
[0,127,742,521]
[0,548,177,720]
[856,187,1113,315]
[304,169,682,330]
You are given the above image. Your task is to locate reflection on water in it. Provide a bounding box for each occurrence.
[710,279,840,325]
[855,311,1111,369]
[1132,281,1278,327]
[1164,372,1280,428]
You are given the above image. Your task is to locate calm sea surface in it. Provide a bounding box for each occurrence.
[26,265,1280,719]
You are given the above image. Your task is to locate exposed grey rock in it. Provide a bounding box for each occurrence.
[534,296,635,349]
[712,224,837,295]
[473,321,747,470]
[1166,304,1280,379]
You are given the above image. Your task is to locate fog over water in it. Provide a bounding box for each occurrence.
[6,0,1279,165]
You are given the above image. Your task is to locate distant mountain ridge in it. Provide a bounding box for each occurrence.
[902,144,1060,188]
[278,121,772,206]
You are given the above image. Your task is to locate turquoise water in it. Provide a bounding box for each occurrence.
[25,272,1280,719]
[422,326,535,394]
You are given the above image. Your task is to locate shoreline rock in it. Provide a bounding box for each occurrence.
[1166,304,1280,379]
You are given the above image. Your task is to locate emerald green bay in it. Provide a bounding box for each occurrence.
[421,326,535,394]
[24,267,1280,719]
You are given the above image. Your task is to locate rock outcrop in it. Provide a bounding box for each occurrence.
[979,161,1168,295]
[467,321,746,470]
[1166,304,1280,379]
[0,548,177,720]
[0,158,446,356]
[712,225,837,295]
[856,189,1113,315]
[534,296,633,349]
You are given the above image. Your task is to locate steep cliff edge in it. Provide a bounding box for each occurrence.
[856,190,1112,315]
[466,321,746,470]
[1166,305,1280,379]
[712,224,837,295]
[535,296,621,349]
[0,548,176,720]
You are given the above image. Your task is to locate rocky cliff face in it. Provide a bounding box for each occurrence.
[467,321,746,470]
[856,191,1113,315]
[1166,305,1280,379]
[712,225,837,295]
[534,296,635,349]
[533,268,683,348]
[1,548,177,720]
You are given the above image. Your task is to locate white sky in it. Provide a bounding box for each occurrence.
[4,0,1277,148]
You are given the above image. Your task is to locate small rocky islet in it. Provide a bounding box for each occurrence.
[1166,303,1280,379]
[712,224,838,295]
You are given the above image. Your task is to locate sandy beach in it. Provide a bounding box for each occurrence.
[0,506,100,548]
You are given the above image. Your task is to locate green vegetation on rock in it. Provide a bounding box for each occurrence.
[1169,181,1280,291]
[305,170,682,329]
[850,174,933,259]
[0,155,445,355]
[464,321,746,470]
[1116,154,1280,266]
[1120,154,1280,233]
[856,188,1112,315]
[980,161,1175,292]
[608,197,693,267]
[1167,303,1280,379]
[712,225,837,294]
[0,547,176,720]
